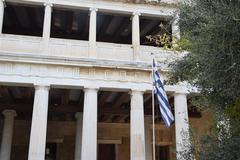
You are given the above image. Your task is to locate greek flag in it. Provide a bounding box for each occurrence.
[153,59,174,128]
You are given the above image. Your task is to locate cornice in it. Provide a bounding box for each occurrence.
[0,51,165,72]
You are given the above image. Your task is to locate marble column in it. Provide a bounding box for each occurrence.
[0,0,5,34]
[172,12,180,46]
[0,110,17,160]
[174,92,191,160]
[28,85,50,160]
[89,8,98,58]
[81,88,98,160]
[144,116,153,160]
[42,3,52,52]
[74,112,83,160]
[130,90,146,160]
[132,12,141,61]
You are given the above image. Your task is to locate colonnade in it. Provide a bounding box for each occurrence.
[0,1,180,60]
[0,85,190,160]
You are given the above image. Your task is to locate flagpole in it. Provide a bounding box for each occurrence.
[151,53,175,160]
[151,54,156,160]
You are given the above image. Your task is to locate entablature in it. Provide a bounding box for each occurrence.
[0,48,183,72]
[0,60,192,94]
[6,0,178,17]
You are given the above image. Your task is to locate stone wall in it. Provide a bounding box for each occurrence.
[4,120,131,160]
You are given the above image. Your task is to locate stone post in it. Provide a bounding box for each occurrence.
[74,112,83,160]
[81,88,98,160]
[172,12,180,46]
[174,92,191,160]
[89,8,98,58]
[28,85,50,160]
[132,12,141,61]
[0,110,17,160]
[42,3,52,52]
[0,0,5,34]
[130,90,146,160]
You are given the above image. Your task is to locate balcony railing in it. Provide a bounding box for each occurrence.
[0,34,181,66]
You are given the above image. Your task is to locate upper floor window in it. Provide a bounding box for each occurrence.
[50,7,89,41]
[3,2,44,37]
[140,16,172,47]
[97,12,132,44]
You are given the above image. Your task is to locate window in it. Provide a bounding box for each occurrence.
[51,8,89,40]
[3,2,44,36]
[140,16,172,47]
[97,12,132,44]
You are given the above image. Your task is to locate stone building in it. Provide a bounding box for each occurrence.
[0,0,211,160]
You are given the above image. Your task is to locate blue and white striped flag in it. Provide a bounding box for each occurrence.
[152,59,174,128]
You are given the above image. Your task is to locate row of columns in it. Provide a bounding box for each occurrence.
[0,0,4,35]
[0,1,180,60]
[0,84,190,160]
[174,92,191,160]
[0,110,16,160]
[28,85,50,160]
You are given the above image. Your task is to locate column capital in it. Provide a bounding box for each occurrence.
[34,84,50,91]
[172,10,180,19]
[132,11,141,16]
[2,109,17,118]
[0,0,5,9]
[89,7,98,12]
[129,89,145,96]
[83,87,99,92]
[44,2,53,7]
[174,90,189,96]
[75,112,83,119]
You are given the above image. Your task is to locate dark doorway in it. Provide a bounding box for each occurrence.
[98,144,116,160]
[156,146,170,160]
[45,143,57,160]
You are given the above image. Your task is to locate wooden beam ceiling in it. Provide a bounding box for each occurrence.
[140,20,159,37]
[26,7,38,29]
[97,15,113,38]
[7,5,21,28]
[0,86,14,103]
[112,93,130,109]
[78,90,84,105]
[3,3,44,36]
[65,11,74,33]
[0,86,202,122]
[98,91,113,108]
[61,90,70,105]
[106,16,124,35]
[113,18,131,41]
